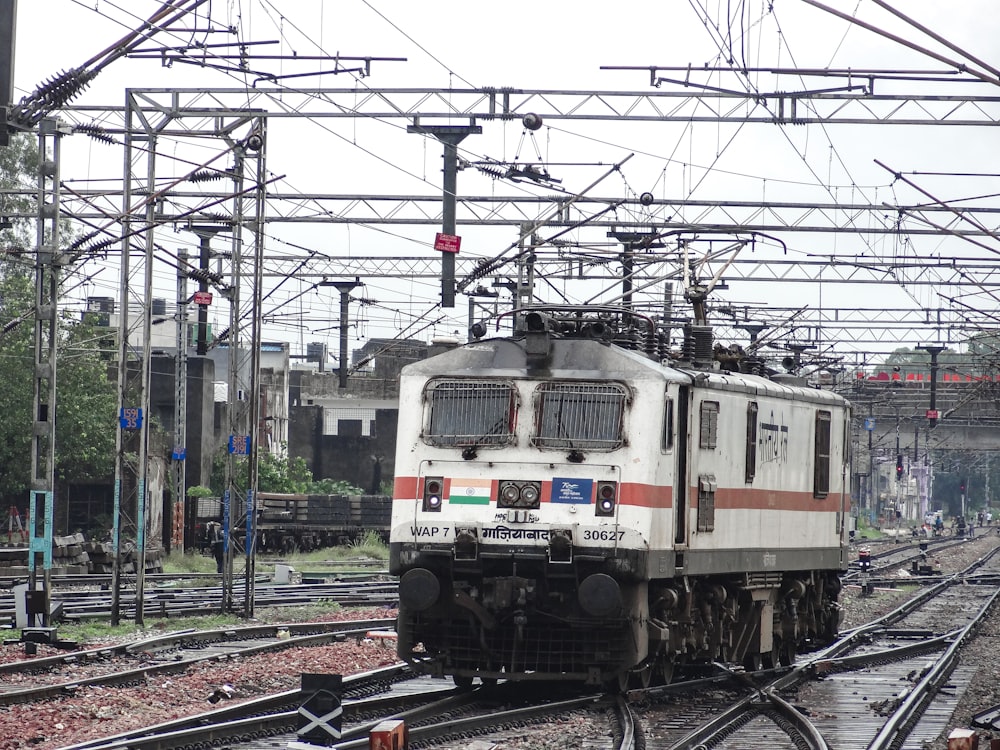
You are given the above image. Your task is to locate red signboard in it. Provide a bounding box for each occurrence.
[434,232,462,254]
[193,291,213,305]
[926,409,939,419]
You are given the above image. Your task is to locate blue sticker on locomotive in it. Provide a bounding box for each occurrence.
[551,478,593,504]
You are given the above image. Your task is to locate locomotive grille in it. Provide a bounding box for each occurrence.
[424,380,516,447]
[532,382,627,451]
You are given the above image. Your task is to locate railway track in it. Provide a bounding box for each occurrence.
[14,557,992,749]
[637,539,1000,748]
[843,535,967,585]
[56,675,640,750]
[0,617,397,706]
[0,578,397,622]
[3,538,995,749]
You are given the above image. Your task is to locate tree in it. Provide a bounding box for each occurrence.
[0,131,39,253]
[51,311,117,485]
[208,446,364,496]
[0,133,117,501]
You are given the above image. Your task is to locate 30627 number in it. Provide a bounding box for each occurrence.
[583,529,624,541]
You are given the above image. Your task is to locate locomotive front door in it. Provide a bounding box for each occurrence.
[674,385,690,545]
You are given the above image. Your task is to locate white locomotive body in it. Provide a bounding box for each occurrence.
[390,310,850,687]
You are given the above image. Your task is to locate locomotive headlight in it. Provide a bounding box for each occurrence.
[595,481,617,517]
[423,477,444,512]
[500,482,521,505]
[498,480,541,509]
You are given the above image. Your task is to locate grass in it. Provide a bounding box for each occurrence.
[160,534,389,577]
[854,515,884,541]
[22,540,392,646]
[163,550,218,575]
[52,601,365,644]
[57,612,245,643]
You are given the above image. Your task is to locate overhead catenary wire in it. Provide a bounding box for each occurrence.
[800,0,1000,87]
[10,1,212,127]
[455,154,634,292]
[15,1,999,362]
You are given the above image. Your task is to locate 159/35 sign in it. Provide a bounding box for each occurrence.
[119,407,143,430]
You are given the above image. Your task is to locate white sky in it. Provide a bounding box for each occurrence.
[9,1,1000,370]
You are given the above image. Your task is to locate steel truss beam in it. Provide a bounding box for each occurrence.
[60,85,1000,377]
[61,83,1000,127]
[248,252,1000,289]
[49,190,1000,238]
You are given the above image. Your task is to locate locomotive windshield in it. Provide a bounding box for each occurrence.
[532,381,628,451]
[424,379,516,447]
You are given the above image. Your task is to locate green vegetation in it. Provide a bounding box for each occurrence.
[854,515,883,540]
[0,133,117,502]
[162,549,218,575]
[256,534,389,567]
[160,535,389,577]
[55,542,390,644]
[57,612,245,643]
[351,530,390,560]
[208,448,366,496]
[53,602,357,644]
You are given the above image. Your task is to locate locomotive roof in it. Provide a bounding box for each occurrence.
[403,335,849,408]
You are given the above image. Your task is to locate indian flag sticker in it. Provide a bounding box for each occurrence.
[449,478,493,505]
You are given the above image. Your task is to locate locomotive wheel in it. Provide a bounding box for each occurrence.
[632,663,653,689]
[658,659,675,685]
[453,675,474,690]
[605,671,629,693]
[777,638,796,667]
[761,644,780,670]
[742,652,764,673]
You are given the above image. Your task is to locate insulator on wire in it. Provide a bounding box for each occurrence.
[68,230,101,251]
[475,163,508,180]
[188,169,225,183]
[74,123,116,145]
[11,67,97,126]
[186,268,223,285]
[72,237,116,259]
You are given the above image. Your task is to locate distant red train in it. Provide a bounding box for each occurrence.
[391,306,851,688]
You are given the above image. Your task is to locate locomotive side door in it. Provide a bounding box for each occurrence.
[674,385,690,546]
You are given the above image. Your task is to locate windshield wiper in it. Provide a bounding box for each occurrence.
[460,416,508,460]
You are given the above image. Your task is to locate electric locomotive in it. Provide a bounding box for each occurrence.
[390,306,850,688]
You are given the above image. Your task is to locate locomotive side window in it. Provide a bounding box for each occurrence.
[532,381,627,451]
[699,401,719,449]
[424,379,516,447]
[661,396,674,452]
[814,409,832,498]
[745,401,758,483]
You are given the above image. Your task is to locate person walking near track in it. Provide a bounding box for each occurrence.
[209,522,224,573]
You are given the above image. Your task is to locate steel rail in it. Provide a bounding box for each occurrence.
[867,575,1000,749]
[0,618,395,704]
[765,688,829,750]
[55,663,421,750]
